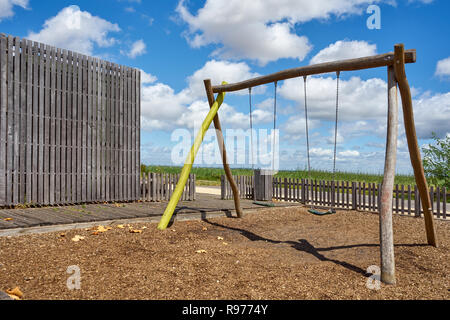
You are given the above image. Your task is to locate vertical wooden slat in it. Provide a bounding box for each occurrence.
[55,48,62,204]
[11,36,18,204]
[362,182,366,211]
[60,49,67,203]
[146,172,151,201]
[80,54,87,203]
[111,63,116,201]
[407,185,412,216]
[19,37,26,204]
[414,185,420,217]
[96,58,101,202]
[136,70,141,201]
[118,65,123,201]
[429,186,434,217]
[105,61,111,202]
[91,57,97,202]
[71,51,78,203]
[37,42,45,205]
[436,186,440,219]
[65,50,72,203]
[25,40,33,203]
[5,36,13,205]
[377,183,381,212]
[49,45,56,205]
[442,187,447,220]
[395,184,399,214]
[0,34,6,205]
[130,68,135,200]
[123,67,128,200]
[12,36,20,205]
[400,184,405,215]
[86,56,92,202]
[127,67,132,201]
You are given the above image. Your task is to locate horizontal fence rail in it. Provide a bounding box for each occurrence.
[221,175,448,219]
[141,173,196,202]
[0,34,141,207]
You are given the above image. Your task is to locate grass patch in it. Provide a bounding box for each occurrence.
[141,165,418,186]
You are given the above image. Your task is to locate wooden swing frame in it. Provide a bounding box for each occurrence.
[203,44,438,285]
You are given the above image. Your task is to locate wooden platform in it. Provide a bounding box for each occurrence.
[0,193,298,230]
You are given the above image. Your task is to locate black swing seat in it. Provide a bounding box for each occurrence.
[308,208,336,216]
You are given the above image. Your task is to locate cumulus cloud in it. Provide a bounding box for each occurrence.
[435,57,450,78]
[140,70,157,84]
[176,0,389,65]
[0,0,28,21]
[279,75,388,122]
[27,5,120,56]
[140,60,266,132]
[339,150,360,157]
[127,39,147,58]
[184,60,261,99]
[279,74,450,141]
[310,40,377,65]
[412,92,450,138]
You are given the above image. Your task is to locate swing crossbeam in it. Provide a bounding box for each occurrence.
[212,50,416,93]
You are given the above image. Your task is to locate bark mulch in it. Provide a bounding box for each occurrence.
[0,207,448,300]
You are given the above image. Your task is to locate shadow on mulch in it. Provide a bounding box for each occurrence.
[177,207,429,278]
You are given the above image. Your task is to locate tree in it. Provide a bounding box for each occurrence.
[422,133,450,188]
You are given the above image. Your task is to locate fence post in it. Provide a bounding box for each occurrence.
[284,178,288,202]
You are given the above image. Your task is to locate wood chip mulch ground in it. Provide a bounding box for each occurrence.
[0,207,449,300]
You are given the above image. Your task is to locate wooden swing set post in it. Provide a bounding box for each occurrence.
[379,65,398,285]
[204,79,244,218]
[393,44,437,247]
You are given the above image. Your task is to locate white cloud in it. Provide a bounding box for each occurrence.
[127,39,147,58]
[0,0,28,21]
[140,70,157,84]
[279,75,388,122]
[176,0,390,65]
[310,40,377,65]
[140,60,263,132]
[184,60,261,99]
[435,57,450,77]
[412,92,450,138]
[27,5,120,56]
[283,116,320,141]
[310,148,333,157]
[339,150,360,157]
[279,74,450,141]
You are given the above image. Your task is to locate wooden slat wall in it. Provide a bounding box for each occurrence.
[0,34,141,207]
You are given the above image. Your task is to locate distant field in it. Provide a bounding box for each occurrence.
[141,165,417,186]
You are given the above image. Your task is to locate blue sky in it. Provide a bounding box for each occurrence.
[1,0,449,174]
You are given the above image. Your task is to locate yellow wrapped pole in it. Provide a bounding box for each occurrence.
[157,83,227,230]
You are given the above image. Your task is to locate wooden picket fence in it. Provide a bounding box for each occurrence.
[221,175,449,219]
[140,173,196,202]
[221,175,254,201]
[0,34,141,207]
